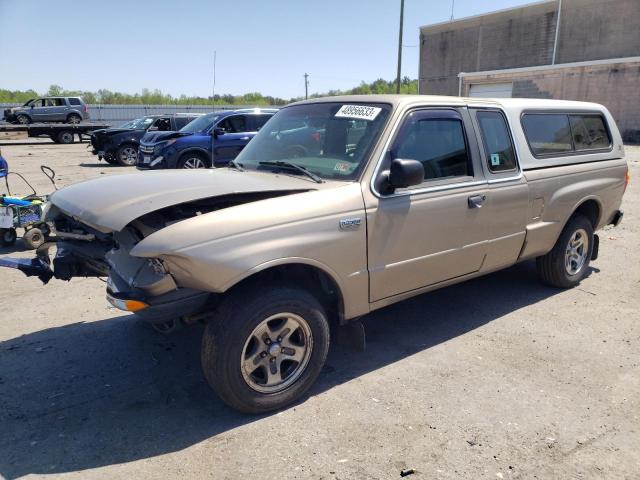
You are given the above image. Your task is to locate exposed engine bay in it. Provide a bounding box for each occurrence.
[0,189,307,322]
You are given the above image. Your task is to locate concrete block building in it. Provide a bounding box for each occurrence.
[418,0,640,141]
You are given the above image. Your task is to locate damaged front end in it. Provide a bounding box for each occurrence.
[0,204,212,324]
[0,168,311,325]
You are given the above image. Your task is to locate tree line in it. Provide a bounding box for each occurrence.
[0,77,418,106]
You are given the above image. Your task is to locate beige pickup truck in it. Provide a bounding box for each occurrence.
[2,95,628,413]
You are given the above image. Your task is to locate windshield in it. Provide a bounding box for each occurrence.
[180,113,219,133]
[235,102,391,181]
[120,117,155,129]
[22,99,35,106]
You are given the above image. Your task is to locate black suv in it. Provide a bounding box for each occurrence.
[90,113,202,166]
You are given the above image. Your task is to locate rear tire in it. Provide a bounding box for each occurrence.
[1,228,17,247]
[116,144,138,166]
[56,130,74,144]
[67,114,82,124]
[178,153,209,169]
[536,213,594,288]
[201,285,330,414]
[22,228,45,250]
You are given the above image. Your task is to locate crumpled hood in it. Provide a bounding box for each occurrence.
[92,128,135,136]
[49,169,314,233]
[141,131,190,144]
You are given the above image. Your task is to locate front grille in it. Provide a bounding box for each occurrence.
[139,145,155,154]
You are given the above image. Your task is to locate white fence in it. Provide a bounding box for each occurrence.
[1,103,277,126]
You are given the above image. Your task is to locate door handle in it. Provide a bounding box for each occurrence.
[467,194,486,209]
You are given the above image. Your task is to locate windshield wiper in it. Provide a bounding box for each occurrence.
[228,159,245,171]
[258,161,323,183]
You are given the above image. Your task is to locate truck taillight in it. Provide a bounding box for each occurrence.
[83,105,88,113]
[624,171,630,193]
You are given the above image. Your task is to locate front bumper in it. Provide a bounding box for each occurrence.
[107,270,210,323]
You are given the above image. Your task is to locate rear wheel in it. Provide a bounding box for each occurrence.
[1,228,17,247]
[178,153,209,169]
[67,113,82,124]
[56,130,74,144]
[201,286,330,413]
[22,228,45,250]
[16,114,30,125]
[536,213,594,288]
[116,145,138,166]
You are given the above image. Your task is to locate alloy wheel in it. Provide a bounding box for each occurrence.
[240,313,313,393]
[565,228,589,275]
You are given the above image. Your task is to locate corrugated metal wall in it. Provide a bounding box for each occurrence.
[1,104,277,126]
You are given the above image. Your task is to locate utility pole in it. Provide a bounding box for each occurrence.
[396,0,405,94]
[450,0,455,21]
[304,73,309,99]
[212,51,217,111]
[551,0,562,65]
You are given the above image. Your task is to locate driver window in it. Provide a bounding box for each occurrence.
[152,118,171,131]
[218,115,247,133]
[391,110,472,183]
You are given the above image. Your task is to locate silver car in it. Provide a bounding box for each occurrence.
[3,96,89,124]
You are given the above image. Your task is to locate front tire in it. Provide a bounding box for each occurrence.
[116,144,138,166]
[536,213,594,288]
[178,153,209,169]
[201,286,330,414]
[16,114,30,125]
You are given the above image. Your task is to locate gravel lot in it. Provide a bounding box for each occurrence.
[1,139,638,479]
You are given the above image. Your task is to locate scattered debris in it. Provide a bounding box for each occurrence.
[400,468,416,477]
[466,439,477,446]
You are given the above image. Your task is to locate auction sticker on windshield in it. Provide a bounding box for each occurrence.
[335,105,381,121]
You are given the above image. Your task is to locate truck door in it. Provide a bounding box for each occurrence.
[213,114,250,165]
[367,108,490,302]
[469,108,528,270]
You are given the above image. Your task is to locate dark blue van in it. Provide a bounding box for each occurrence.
[137,108,278,169]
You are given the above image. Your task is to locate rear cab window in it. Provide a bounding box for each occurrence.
[472,109,519,174]
[521,112,611,157]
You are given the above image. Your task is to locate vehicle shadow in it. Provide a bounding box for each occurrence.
[0,261,572,478]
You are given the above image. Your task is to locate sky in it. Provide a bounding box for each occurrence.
[0,0,537,99]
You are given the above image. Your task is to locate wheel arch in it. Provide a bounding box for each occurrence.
[572,197,602,230]
[178,147,211,160]
[222,259,347,325]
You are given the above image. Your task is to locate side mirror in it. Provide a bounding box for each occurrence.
[381,158,424,193]
[30,104,35,108]
[212,127,225,138]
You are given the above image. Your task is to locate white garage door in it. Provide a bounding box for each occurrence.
[468,83,513,98]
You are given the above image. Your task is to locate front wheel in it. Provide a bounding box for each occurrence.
[16,114,30,125]
[116,145,138,166]
[178,153,209,169]
[201,286,330,414]
[536,213,594,288]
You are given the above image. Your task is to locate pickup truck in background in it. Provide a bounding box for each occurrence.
[137,108,277,169]
[1,95,628,413]
[89,113,202,166]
